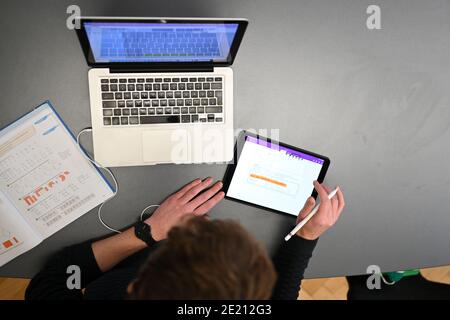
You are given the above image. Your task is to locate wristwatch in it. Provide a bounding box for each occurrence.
[134,221,157,247]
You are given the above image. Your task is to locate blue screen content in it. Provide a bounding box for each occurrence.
[84,22,239,63]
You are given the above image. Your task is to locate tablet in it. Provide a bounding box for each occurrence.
[223,132,330,217]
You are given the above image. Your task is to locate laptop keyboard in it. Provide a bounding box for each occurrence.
[100,76,224,126]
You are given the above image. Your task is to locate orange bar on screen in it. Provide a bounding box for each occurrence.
[249,173,287,187]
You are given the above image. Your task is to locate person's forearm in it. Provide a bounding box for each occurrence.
[91,226,148,272]
[272,236,318,300]
[91,177,224,273]
[26,241,102,300]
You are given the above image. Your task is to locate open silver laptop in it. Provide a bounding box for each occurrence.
[76,17,248,167]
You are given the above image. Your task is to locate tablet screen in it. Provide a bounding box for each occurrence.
[226,136,326,216]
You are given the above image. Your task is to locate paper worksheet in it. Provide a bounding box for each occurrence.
[0,101,114,267]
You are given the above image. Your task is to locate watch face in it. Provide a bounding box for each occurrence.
[135,221,154,245]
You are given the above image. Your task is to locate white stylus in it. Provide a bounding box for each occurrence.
[284,187,339,242]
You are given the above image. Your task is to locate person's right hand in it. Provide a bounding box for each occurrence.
[296,181,345,240]
[145,177,224,241]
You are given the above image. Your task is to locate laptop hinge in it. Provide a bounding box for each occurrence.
[109,65,214,73]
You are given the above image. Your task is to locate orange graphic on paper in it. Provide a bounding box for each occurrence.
[2,240,13,249]
[23,171,70,206]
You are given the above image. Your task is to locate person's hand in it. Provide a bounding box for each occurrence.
[296,181,345,240]
[144,177,224,241]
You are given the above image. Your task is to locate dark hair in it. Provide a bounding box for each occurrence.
[130,217,276,299]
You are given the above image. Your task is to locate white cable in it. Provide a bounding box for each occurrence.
[77,128,160,233]
[140,204,160,221]
[76,128,121,234]
[380,273,396,286]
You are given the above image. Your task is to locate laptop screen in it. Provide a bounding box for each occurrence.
[83,22,240,63]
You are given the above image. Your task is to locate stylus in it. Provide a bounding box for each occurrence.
[284,187,339,242]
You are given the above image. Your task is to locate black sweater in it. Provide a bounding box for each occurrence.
[25,236,317,300]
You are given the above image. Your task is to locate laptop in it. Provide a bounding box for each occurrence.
[75,17,248,167]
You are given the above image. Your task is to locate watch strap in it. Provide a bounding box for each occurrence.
[134,220,156,247]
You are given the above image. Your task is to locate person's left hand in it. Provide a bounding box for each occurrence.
[144,177,224,241]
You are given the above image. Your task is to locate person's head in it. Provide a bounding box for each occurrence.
[129,216,276,299]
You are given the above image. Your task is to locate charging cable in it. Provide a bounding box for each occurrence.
[76,128,160,234]
[140,204,160,221]
[76,128,122,233]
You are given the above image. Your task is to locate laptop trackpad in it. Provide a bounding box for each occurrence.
[142,130,189,163]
